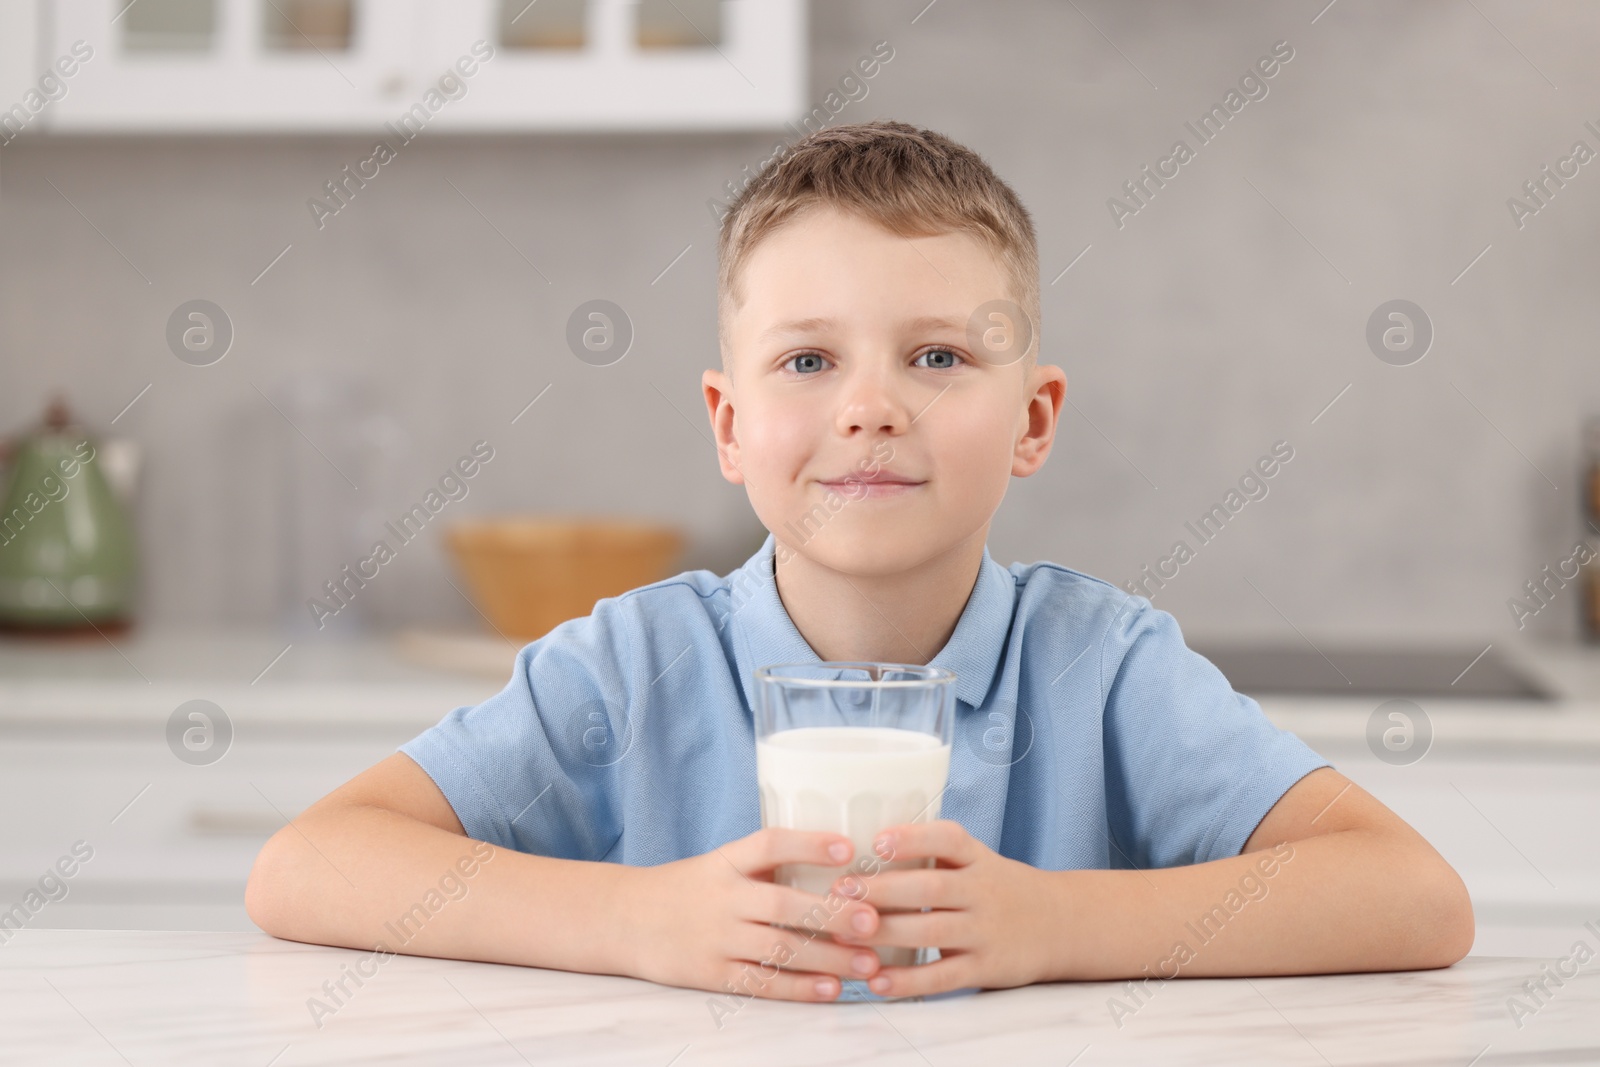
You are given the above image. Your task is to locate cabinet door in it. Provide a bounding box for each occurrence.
[419,0,807,131]
[43,0,424,131]
[0,726,416,931]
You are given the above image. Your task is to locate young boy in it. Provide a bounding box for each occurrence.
[246,120,1474,1004]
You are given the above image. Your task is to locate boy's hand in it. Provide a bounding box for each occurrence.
[621,828,886,1002]
[829,819,1059,997]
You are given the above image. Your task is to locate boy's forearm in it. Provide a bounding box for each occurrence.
[246,803,638,977]
[1040,829,1474,982]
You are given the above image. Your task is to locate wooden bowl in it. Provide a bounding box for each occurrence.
[444,517,685,642]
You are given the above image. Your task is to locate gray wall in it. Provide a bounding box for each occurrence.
[3,0,1597,645]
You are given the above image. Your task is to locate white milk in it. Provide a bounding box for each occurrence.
[756,725,952,967]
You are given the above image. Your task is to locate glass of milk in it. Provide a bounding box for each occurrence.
[753,662,956,990]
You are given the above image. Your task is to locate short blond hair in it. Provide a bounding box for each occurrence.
[716,119,1039,373]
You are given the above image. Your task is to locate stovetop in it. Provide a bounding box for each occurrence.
[1187,644,1554,701]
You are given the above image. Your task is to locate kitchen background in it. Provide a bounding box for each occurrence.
[1,0,1598,958]
[3,0,1599,641]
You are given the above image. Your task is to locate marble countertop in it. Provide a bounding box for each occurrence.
[0,930,1593,1065]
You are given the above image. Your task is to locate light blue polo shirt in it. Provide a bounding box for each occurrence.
[399,533,1331,872]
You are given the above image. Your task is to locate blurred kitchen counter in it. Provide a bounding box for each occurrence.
[0,626,1596,744]
[0,627,511,730]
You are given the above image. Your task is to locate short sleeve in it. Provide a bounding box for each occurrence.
[398,598,634,861]
[1100,600,1331,869]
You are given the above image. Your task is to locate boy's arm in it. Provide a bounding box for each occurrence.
[244,752,637,978]
[1046,766,1476,980]
[248,751,891,1001]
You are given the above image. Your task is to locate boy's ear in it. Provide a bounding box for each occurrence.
[1012,364,1067,478]
[701,367,746,486]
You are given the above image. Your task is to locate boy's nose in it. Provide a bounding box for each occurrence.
[835,371,912,436]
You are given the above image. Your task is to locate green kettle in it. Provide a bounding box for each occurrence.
[0,398,138,630]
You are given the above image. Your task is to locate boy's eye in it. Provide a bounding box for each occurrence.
[783,352,829,375]
[780,348,966,375]
[913,347,963,370]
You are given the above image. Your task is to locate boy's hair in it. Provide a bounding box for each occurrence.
[716,119,1039,375]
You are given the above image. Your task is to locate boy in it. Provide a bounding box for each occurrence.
[246,120,1473,1003]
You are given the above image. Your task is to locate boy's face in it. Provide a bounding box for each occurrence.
[703,205,1066,577]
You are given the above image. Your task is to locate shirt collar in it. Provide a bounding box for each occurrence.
[727,532,1015,714]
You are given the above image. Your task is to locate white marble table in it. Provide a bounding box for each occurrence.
[1,930,1594,1065]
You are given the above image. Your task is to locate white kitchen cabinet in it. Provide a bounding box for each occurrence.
[2,0,805,133]
[0,630,503,932]
[0,725,416,931]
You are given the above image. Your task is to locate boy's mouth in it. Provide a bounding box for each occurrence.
[817,471,926,498]
[827,481,921,498]
[820,466,922,484]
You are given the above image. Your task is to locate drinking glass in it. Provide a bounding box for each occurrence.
[753,662,957,996]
